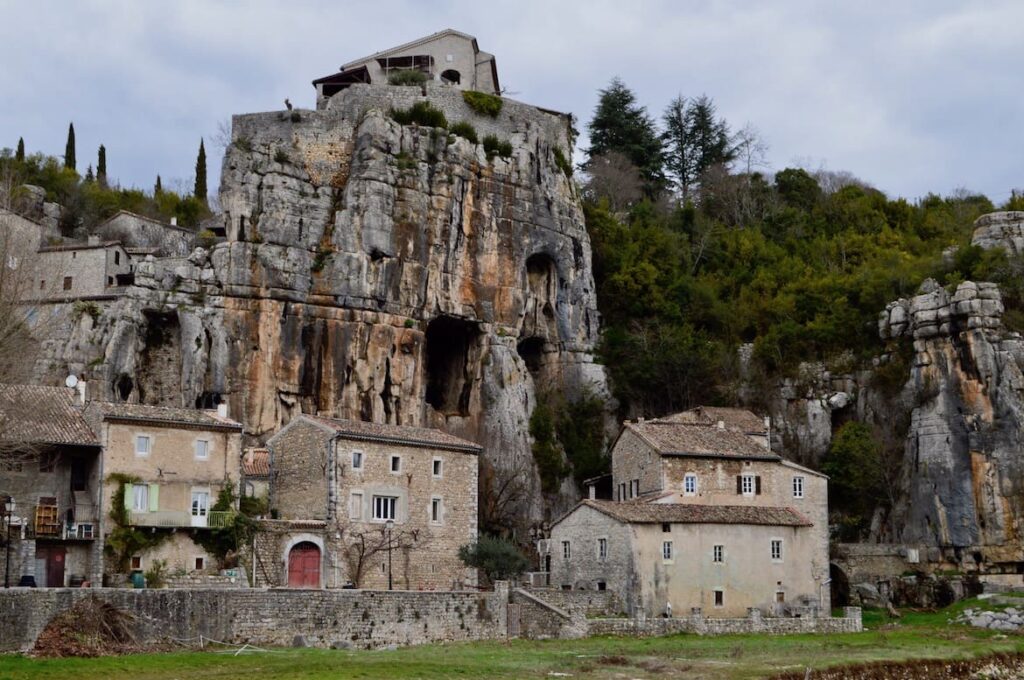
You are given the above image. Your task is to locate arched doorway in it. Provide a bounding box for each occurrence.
[287,541,321,588]
[441,69,461,85]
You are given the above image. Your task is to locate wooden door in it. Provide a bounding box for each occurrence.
[37,546,66,587]
[287,542,320,588]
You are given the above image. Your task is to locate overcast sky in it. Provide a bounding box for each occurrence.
[1,1,1020,203]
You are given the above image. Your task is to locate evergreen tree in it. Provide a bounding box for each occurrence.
[154,175,163,196]
[660,95,735,201]
[84,165,95,183]
[97,144,107,186]
[64,123,76,171]
[686,95,734,180]
[15,137,24,162]
[662,95,697,201]
[586,78,664,196]
[194,138,207,203]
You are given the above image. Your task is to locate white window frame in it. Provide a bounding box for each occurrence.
[194,438,210,461]
[430,496,443,524]
[597,537,608,561]
[372,495,398,521]
[349,491,364,520]
[741,474,755,496]
[662,540,673,562]
[131,483,148,512]
[792,475,805,499]
[390,455,402,474]
[351,450,364,470]
[562,540,571,559]
[432,457,443,478]
[771,538,783,562]
[713,544,724,563]
[130,555,143,571]
[135,434,151,457]
[683,473,698,496]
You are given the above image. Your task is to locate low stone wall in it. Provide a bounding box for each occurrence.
[522,588,624,618]
[587,607,862,637]
[0,584,508,653]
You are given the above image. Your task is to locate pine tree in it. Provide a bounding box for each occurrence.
[660,95,735,201]
[194,138,207,203]
[64,123,76,171]
[662,95,697,201]
[15,137,24,162]
[84,165,95,183]
[586,78,664,196]
[97,145,107,186]
[154,175,163,196]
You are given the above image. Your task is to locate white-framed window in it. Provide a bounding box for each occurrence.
[714,589,724,607]
[683,473,698,496]
[792,476,805,499]
[351,451,363,470]
[432,457,443,478]
[562,540,571,559]
[130,555,142,570]
[713,545,724,563]
[194,439,209,460]
[131,483,148,511]
[430,496,443,524]
[741,474,755,496]
[771,539,783,562]
[135,435,151,457]
[349,491,363,519]
[662,540,673,561]
[373,495,398,521]
[597,537,608,560]
[390,455,402,474]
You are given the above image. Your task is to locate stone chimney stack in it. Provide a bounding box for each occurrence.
[77,381,88,406]
[216,401,228,418]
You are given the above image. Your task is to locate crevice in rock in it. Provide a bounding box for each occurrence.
[424,315,480,416]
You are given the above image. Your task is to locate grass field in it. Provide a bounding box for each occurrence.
[0,599,1020,679]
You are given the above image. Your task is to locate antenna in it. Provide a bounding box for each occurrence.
[64,375,79,388]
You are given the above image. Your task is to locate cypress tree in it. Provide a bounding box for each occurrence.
[15,137,24,162]
[97,144,107,186]
[154,175,163,196]
[84,165,95,182]
[64,123,76,171]
[194,138,207,203]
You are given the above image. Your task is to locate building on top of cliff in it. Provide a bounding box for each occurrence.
[312,28,499,106]
[94,210,194,257]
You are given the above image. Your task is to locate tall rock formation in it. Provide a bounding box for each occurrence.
[42,83,608,523]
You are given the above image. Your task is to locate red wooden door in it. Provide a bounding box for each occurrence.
[287,543,320,588]
[37,546,66,587]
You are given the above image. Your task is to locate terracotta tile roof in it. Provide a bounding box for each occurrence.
[0,384,99,447]
[575,499,812,527]
[627,420,777,460]
[242,448,270,477]
[89,402,242,431]
[304,415,481,453]
[657,406,768,434]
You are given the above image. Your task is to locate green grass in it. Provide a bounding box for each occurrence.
[1,600,1020,679]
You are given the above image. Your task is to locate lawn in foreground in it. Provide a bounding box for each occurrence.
[0,601,1020,679]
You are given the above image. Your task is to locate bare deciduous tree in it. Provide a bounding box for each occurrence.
[478,457,532,539]
[581,152,644,212]
[340,525,420,588]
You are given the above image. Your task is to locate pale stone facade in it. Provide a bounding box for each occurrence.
[35,240,134,300]
[95,211,194,257]
[267,415,480,589]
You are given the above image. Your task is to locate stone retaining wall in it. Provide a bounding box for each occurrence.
[587,607,862,637]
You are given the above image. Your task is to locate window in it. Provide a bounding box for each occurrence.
[631,479,639,497]
[373,495,398,521]
[63,276,72,291]
[115,251,120,265]
[195,439,209,460]
[39,279,45,290]
[771,539,783,562]
[714,590,724,607]
[194,556,205,570]
[683,473,697,496]
[351,451,363,470]
[130,555,142,570]
[135,435,151,457]
[618,482,626,500]
[792,476,805,499]
[662,541,673,561]
[431,496,443,524]
[562,541,571,559]
[77,523,94,539]
[740,474,756,496]
[390,455,402,473]
[597,538,608,560]
[713,545,724,563]
[349,492,363,519]
[661,522,671,533]
[432,457,443,478]
[132,484,149,511]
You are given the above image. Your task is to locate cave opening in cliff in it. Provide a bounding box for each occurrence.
[524,253,560,340]
[425,316,480,415]
[137,310,183,406]
[517,337,546,376]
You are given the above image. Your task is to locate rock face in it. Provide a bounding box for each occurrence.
[971,211,1024,255]
[41,83,608,522]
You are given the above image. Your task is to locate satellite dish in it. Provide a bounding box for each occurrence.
[65,375,79,388]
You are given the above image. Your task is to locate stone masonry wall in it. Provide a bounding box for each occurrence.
[587,607,863,637]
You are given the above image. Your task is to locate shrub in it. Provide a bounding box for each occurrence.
[273,148,290,164]
[72,300,102,322]
[144,560,167,588]
[232,137,253,153]
[311,244,334,272]
[391,101,448,129]
[196,229,217,249]
[394,152,417,171]
[530,399,568,494]
[388,69,427,86]
[482,135,513,161]
[458,536,530,584]
[449,121,478,145]
[462,90,503,117]
[553,147,574,177]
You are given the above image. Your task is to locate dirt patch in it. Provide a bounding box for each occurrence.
[33,597,141,658]
[772,651,1024,679]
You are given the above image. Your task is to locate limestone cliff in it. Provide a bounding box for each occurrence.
[42,83,608,523]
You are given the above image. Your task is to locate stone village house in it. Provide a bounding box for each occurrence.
[259,415,480,590]
[547,407,830,619]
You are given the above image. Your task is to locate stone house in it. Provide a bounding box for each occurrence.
[313,28,499,106]
[548,407,829,618]
[240,447,269,502]
[263,414,480,590]
[95,210,194,257]
[35,238,134,300]
[85,401,243,576]
[0,384,103,587]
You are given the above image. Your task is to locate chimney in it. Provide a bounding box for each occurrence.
[217,402,229,418]
[170,217,177,227]
[588,485,597,500]
[87,235,100,245]
[77,381,88,406]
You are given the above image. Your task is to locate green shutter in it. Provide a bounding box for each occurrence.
[148,484,159,511]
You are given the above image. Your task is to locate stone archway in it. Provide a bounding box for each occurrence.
[441,69,461,85]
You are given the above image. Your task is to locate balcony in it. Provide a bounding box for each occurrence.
[128,510,235,529]
[29,505,96,540]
